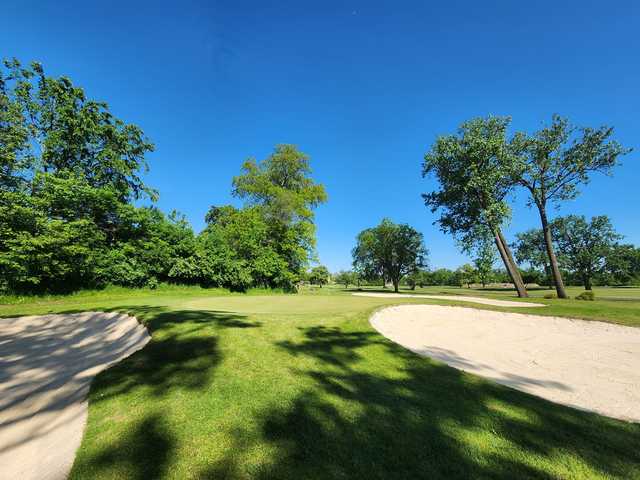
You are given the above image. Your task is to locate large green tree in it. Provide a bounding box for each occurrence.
[423,116,528,297]
[510,115,630,298]
[551,215,622,291]
[352,218,428,292]
[0,59,165,292]
[232,144,327,281]
[1,58,155,201]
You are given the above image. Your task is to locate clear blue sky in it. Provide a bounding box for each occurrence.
[2,1,638,271]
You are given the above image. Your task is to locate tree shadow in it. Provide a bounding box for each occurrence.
[70,412,174,480]
[86,308,261,402]
[0,306,260,467]
[199,324,640,479]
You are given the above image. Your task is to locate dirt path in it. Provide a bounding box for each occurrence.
[353,292,546,307]
[371,304,640,422]
[0,312,150,480]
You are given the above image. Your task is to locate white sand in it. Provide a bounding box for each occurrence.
[0,312,150,480]
[353,292,546,307]
[371,304,640,422]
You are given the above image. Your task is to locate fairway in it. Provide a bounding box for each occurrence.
[3,288,638,479]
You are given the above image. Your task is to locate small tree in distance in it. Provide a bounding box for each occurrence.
[552,215,622,290]
[352,219,428,293]
[473,240,497,288]
[512,228,553,288]
[334,270,358,289]
[308,265,330,287]
[457,264,477,288]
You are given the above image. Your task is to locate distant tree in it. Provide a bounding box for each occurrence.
[352,218,428,292]
[334,270,357,289]
[405,269,429,290]
[604,244,640,286]
[456,264,477,288]
[423,116,528,297]
[424,268,457,286]
[472,235,497,288]
[352,227,385,286]
[309,265,330,287]
[552,215,622,290]
[512,229,553,288]
[510,115,630,298]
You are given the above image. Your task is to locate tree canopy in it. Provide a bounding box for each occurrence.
[308,265,330,287]
[352,218,428,292]
[510,115,630,297]
[0,60,328,294]
[552,215,622,290]
[422,116,528,297]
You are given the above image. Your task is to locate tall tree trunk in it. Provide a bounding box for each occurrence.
[492,227,528,297]
[538,207,568,298]
[583,274,592,290]
[393,278,399,292]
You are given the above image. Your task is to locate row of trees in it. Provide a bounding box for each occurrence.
[0,60,326,293]
[513,215,640,290]
[329,214,639,291]
[423,115,631,298]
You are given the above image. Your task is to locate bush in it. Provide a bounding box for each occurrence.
[575,290,595,301]
[543,293,557,299]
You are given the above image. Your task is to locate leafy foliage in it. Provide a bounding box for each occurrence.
[333,270,358,288]
[512,228,552,286]
[510,115,630,297]
[552,215,622,291]
[352,218,428,292]
[1,61,325,294]
[308,265,330,287]
[422,116,528,297]
[604,244,640,286]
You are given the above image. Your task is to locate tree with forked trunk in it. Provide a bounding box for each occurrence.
[422,116,529,297]
[510,115,630,298]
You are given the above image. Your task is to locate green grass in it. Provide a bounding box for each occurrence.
[2,286,640,479]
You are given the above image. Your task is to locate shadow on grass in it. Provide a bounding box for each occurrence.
[198,324,640,479]
[75,413,174,480]
[58,307,640,479]
[0,305,261,480]
[87,307,261,402]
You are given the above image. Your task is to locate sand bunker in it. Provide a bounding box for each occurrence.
[353,292,545,307]
[0,312,150,480]
[371,304,640,422]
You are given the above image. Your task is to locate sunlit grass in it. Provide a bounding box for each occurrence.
[3,288,638,479]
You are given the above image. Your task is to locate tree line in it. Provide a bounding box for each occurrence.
[0,60,326,293]
[334,116,637,294]
[422,115,632,298]
[2,60,637,295]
